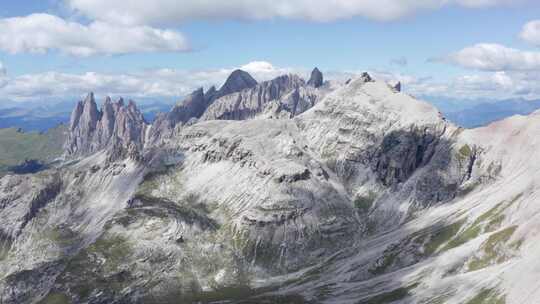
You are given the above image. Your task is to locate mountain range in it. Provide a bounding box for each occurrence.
[442,98,540,128]
[1,68,540,303]
[3,78,540,133]
[0,99,175,132]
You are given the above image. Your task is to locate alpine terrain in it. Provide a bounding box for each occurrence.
[1,68,540,304]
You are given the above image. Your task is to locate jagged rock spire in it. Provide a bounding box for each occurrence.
[80,92,99,133]
[307,67,323,88]
[97,96,115,145]
[65,93,99,155]
[64,93,147,158]
[69,101,84,131]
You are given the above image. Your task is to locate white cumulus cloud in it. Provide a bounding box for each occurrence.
[520,20,540,47]
[455,0,517,7]
[363,69,540,100]
[0,61,306,102]
[2,60,539,103]
[439,43,540,71]
[239,61,300,78]
[0,14,190,56]
[437,71,540,99]
[65,0,524,25]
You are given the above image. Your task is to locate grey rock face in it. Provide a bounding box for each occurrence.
[167,88,206,125]
[201,74,306,121]
[297,76,463,217]
[263,86,320,119]
[147,70,258,144]
[360,72,373,82]
[0,153,146,302]
[307,67,323,88]
[0,172,62,239]
[393,81,401,92]
[146,112,171,144]
[374,128,440,186]
[147,87,214,143]
[148,69,325,145]
[96,97,116,146]
[65,93,100,155]
[68,101,84,132]
[112,101,147,151]
[64,93,147,158]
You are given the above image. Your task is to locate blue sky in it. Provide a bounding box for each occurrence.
[1,0,540,103]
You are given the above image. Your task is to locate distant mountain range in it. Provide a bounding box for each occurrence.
[442,99,540,128]
[0,98,176,132]
[2,92,540,133]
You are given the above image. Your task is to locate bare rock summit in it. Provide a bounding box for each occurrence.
[307,67,323,88]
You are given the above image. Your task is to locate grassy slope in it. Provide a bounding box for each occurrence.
[0,125,67,174]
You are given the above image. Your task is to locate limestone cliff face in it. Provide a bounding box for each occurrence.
[64,93,147,158]
[149,68,328,145]
[66,93,99,155]
[147,88,213,143]
[148,69,258,143]
[262,85,321,119]
[201,73,312,121]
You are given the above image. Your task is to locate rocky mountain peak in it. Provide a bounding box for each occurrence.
[65,94,147,158]
[360,72,373,82]
[390,81,401,92]
[67,92,99,146]
[307,67,323,88]
[81,92,99,128]
[219,69,258,96]
[83,92,95,104]
[395,81,401,92]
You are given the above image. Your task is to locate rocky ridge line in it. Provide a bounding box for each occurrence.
[147,69,258,143]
